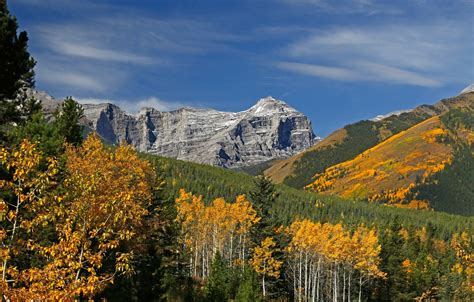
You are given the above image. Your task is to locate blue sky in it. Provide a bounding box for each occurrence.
[10,0,474,136]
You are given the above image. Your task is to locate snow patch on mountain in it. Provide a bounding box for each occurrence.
[370,109,412,122]
[459,84,474,95]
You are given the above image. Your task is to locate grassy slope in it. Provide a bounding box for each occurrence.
[265,93,474,189]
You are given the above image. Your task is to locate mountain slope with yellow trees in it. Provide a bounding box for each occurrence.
[305,116,451,207]
[265,92,474,190]
[305,98,473,214]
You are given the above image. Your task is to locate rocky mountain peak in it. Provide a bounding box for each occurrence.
[250,96,297,115]
[459,83,474,95]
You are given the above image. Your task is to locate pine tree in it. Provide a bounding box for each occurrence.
[235,266,262,302]
[249,175,278,218]
[204,252,230,302]
[53,97,84,146]
[9,111,63,157]
[249,175,279,241]
[0,0,35,100]
[0,0,37,139]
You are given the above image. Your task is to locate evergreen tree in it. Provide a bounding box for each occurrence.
[53,97,84,146]
[235,266,262,302]
[9,111,63,157]
[0,0,35,100]
[0,0,37,139]
[204,252,230,302]
[249,175,279,235]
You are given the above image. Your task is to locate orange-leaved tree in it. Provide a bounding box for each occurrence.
[175,190,259,279]
[0,140,59,298]
[1,133,157,300]
[251,236,282,297]
[285,220,385,302]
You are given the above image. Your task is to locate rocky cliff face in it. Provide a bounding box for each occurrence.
[82,97,317,167]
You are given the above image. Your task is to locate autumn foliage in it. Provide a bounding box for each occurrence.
[175,190,260,278]
[0,134,156,300]
[306,117,453,208]
[285,220,385,301]
[251,237,282,297]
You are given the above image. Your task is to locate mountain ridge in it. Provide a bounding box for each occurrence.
[27,89,318,168]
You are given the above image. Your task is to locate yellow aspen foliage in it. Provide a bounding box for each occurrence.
[0,140,58,297]
[251,237,282,297]
[352,225,386,279]
[449,231,473,294]
[252,237,282,278]
[175,190,259,279]
[2,133,156,300]
[402,259,414,273]
[285,220,385,301]
[305,117,453,208]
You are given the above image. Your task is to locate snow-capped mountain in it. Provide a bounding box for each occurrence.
[81,96,317,167]
[459,83,474,95]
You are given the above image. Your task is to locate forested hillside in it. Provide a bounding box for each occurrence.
[305,104,474,215]
[146,153,471,235]
[266,93,474,189]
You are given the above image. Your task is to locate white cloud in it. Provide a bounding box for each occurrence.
[353,61,441,87]
[286,26,451,70]
[279,0,403,15]
[28,12,245,95]
[276,61,359,81]
[129,97,187,113]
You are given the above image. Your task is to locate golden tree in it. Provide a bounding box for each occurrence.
[351,225,386,302]
[285,220,385,302]
[0,140,58,298]
[251,237,282,297]
[1,134,157,300]
[175,190,259,279]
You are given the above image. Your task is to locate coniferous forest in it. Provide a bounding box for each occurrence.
[1,1,473,301]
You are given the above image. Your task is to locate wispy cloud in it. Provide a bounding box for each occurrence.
[276,61,441,87]
[276,22,472,87]
[48,40,155,64]
[353,61,441,87]
[40,71,107,92]
[28,12,243,96]
[280,0,403,15]
[276,62,359,81]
